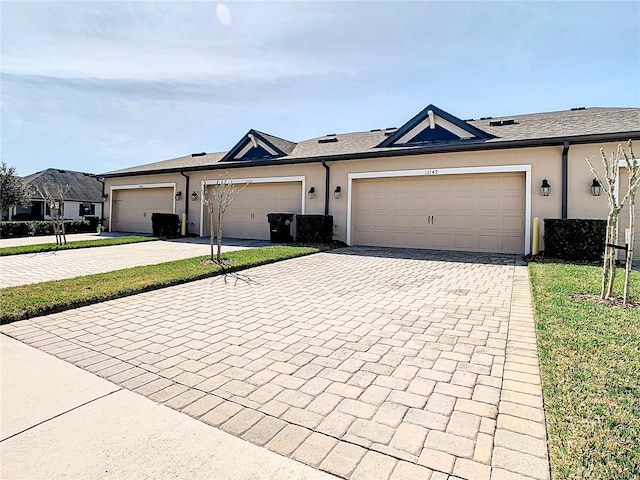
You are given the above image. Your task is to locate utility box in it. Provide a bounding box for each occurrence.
[266,213,295,243]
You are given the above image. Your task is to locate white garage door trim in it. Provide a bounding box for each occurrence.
[198,176,306,237]
[108,182,177,232]
[347,165,532,254]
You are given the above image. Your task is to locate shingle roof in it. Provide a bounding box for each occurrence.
[23,169,103,202]
[103,106,640,177]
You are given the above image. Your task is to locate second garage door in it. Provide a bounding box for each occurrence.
[112,187,174,234]
[203,182,302,240]
[352,172,525,254]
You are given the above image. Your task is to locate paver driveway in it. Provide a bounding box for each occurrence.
[0,248,550,480]
[0,237,264,288]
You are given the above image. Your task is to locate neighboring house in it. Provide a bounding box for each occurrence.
[101,104,640,257]
[16,169,103,220]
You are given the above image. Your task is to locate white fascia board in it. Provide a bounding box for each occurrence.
[108,182,177,232]
[347,165,532,254]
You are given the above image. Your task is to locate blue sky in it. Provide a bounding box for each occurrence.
[2,1,639,177]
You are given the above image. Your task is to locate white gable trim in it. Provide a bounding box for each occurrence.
[346,165,532,254]
[396,114,475,143]
[235,138,279,159]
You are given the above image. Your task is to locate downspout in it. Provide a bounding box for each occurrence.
[321,160,330,216]
[97,176,105,227]
[180,171,189,234]
[562,141,570,219]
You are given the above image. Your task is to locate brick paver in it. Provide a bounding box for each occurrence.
[0,236,263,288]
[0,247,550,480]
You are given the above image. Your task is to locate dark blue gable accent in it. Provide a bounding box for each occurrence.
[408,124,460,143]
[377,104,494,148]
[221,129,288,162]
[239,144,271,160]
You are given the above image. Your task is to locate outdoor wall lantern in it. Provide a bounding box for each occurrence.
[540,179,551,197]
[591,178,603,196]
[334,186,342,199]
[191,190,199,201]
[308,187,315,199]
[174,191,182,201]
[101,194,109,202]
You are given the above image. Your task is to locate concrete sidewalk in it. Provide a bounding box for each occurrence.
[0,334,336,480]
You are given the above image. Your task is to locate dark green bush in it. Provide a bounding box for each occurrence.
[295,215,333,244]
[0,219,98,238]
[151,213,180,238]
[543,218,606,261]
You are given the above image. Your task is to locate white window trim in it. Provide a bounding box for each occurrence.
[108,182,177,232]
[199,176,306,237]
[346,165,532,254]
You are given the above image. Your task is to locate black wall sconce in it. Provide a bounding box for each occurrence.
[308,187,315,199]
[174,191,182,201]
[540,179,551,197]
[191,190,199,201]
[101,193,109,202]
[591,178,602,196]
[334,186,342,199]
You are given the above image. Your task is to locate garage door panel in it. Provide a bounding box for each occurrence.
[112,188,173,233]
[353,173,525,254]
[204,182,301,240]
[618,171,639,260]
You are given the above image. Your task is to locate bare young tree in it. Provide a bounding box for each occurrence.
[586,140,638,301]
[202,173,247,263]
[37,183,71,246]
[620,141,639,304]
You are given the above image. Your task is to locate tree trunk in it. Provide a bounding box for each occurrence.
[216,206,223,263]
[623,194,636,304]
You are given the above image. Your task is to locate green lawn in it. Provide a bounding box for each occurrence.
[529,263,640,479]
[0,245,319,323]
[0,235,156,256]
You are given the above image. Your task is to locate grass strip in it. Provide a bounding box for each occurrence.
[0,245,319,324]
[0,235,157,256]
[529,262,640,480]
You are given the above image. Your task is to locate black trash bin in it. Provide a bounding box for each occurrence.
[266,213,295,243]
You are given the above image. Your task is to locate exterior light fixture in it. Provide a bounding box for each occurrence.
[334,186,342,199]
[174,191,182,201]
[101,194,109,202]
[540,179,551,197]
[308,187,315,199]
[191,190,199,201]
[591,178,602,196]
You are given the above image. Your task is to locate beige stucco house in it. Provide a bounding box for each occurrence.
[100,104,640,257]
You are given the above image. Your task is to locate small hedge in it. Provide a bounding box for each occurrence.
[543,218,607,261]
[151,213,180,238]
[0,219,99,239]
[296,214,333,244]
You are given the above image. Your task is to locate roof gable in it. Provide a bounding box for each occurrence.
[24,168,102,202]
[220,129,296,162]
[378,104,493,147]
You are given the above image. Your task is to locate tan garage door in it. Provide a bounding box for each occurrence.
[112,188,173,233]
[353,172,525,254]
[203,182,302,240]
[618,170,639,261]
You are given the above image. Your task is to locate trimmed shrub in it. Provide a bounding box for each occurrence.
[0,219,98,238]
[151,213,180,238]
[543,218,607,261]
[295,215,333,244]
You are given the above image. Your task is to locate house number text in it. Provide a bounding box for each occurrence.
[424,169,439,175]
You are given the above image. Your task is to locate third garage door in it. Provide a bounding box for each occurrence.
[204,182,302,240]
[352,172,525,254]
